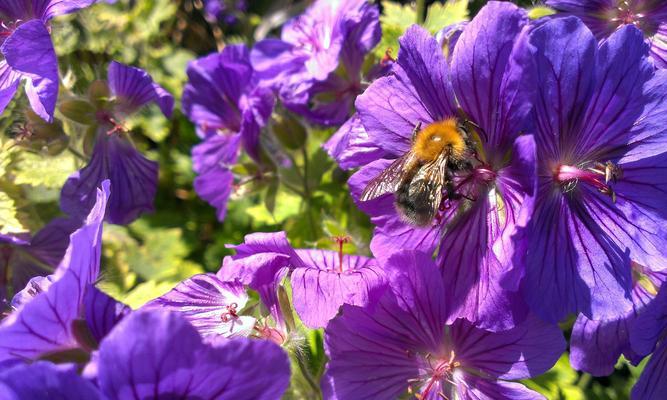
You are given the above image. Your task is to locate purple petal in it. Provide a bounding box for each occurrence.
[438,136,536,331]
[239,86,274,161]
[575,26,653,158]
[323,114,385,170]
[630,284,667,356]
[290,249,385,328]
[97,310,290,400]
[323,303,422,400]
[523,192,634,323]
[143,273,256,338]
[569,265,667,374]
[10,275,54,309]
[0,361,101,399]
[280,75,354,127]
[250,39,306,88]
[339,0,380,75]
[396,25,457,122]
[451,315,565,380]
[182,45,252,130]
[0,181,109,362]
[526,16,597,161]
[355,71,432,157]
[450,1,528,150]
[61,134,158,225]
[33,0,96,21]
[192,133,241,221]
[0,61,20,115]
[83,286,130,344]
[632,340,667,400]
[1,20,58,122]
[107,61,174,118]
[454,373,544,400]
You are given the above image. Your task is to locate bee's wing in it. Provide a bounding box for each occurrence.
[406,152,450,220]
[361,153,415,201]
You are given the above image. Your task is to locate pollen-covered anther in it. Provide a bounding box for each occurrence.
[220,302,239,322]
[556,162,623,202]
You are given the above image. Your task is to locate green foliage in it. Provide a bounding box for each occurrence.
[375,0,469,58]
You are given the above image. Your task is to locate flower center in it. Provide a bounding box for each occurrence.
[96,110,128,136]
[555,161,622,201]
[606,0,657,34]
[415,351,460,400]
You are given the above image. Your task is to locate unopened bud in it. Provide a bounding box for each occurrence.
[271,113,307,150]
[59,100,96,125]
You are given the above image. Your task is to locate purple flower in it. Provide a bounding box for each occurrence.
[220,231,385,329]
[182,44,274,221]
[203,0,247,25]
[0,361,101,399]
[520,18,667,323]
[0,217,78,305]
[629,284,667,399]
[61,61,173,225]
[0,0,95,121]
[546,0,667,68]
[144,274,257,339]
[570,264,666,376]
[347,2,536,331]
[0,181,110,362]
[251,0,380,126]
[322,251,565,400]
[96,309,290,400]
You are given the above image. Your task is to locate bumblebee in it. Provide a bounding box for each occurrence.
[361,118,476,226]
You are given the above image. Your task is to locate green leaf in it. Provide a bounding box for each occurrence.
[523,354,585,400]
[0,191,26,234]
[424,0,469,32]
[13,152,78,189]
[120,280,179,309]
[245,189,302,225]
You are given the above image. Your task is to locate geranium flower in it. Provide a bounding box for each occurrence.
[220,231,385,330]
[546,0,667,68]
[348,1,536,331]
[251,0,380,126]
[182,44,274,221]
[520,18,667,323]
[323,251,565,400]
[0,181,113,362]
[0,0,95,121]
[0,311,291,400]
[60,61,173,225]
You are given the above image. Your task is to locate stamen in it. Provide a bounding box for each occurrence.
[556,162,623,202]
[220,302,239,322]
[381,48,395,65]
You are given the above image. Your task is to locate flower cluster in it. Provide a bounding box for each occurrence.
[3,0,667,399]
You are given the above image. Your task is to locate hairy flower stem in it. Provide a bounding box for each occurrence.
[296,352,323,399]
[301,145,318,241]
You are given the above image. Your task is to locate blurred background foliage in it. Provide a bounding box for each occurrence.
[0,0,638,398]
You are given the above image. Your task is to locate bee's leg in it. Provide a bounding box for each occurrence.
[411,121,422,143]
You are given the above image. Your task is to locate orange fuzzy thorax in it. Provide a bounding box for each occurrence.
[412,118,466,162]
